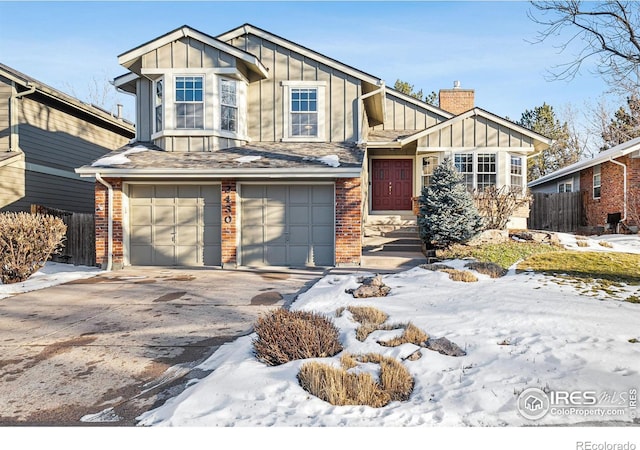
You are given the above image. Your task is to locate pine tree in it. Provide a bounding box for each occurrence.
[601,95,640,150]
[418,159,484,249]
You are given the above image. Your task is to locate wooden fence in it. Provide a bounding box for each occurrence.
[31,205,95,266]
[528,192,582,232]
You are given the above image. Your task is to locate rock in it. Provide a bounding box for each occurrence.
[404,349,422,361]
[346,275,391,298]
[467,229,509,246]
[424,337,466,357]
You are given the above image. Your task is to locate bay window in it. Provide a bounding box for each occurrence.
[220,79,237,132]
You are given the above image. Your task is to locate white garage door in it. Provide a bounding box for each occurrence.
[129,185,221,266]
[240,185,334,267]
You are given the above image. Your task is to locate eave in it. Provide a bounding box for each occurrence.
[75,167,362,179]
[118,25,269,80]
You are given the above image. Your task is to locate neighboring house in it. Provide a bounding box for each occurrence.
[529,137,640,231]
[0,63,135,213]
[76,24,551,270]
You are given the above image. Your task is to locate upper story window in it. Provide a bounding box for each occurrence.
[510,155,523,189]
[558,181,573,193]
[477,153,497,191]
[454,153,474,190]
[291,88,318,137]
[593,164,601,199]
[155,78,163,133]
[282,81,326,142]
[175,76,204,129]
[220,79,237,132]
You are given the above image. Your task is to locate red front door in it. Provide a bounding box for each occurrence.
[371,159,413,211]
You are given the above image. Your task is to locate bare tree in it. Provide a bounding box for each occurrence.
[529,1,640,87]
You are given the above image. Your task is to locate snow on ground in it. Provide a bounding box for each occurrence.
[557,232,640,254]
[138,255,640,426]
[0,262,102,300]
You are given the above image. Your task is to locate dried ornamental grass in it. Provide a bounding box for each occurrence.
[440,269,478,282]
[253,309,343,366]
[298,353,414,407]
[378,323,429,347]
[346,306,388,326]
[464,261,508,278]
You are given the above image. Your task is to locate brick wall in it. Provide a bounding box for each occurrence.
[579,156,640,227]
[439,89,475,115]
[95,178,124,269]
[221,179,237,268]
[335,177,362,266]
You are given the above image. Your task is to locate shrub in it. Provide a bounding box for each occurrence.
[576,240,589,247]
[473,186,530,230]
[0,212,67,284]
[346,306,388,326]
[465,261,508,278]
[598,241,613,248]
[418,158,484,249]
[253,309,343,366]
[298,353,413,407]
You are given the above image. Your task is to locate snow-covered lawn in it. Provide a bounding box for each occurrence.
[0,262,102,300]
[138,254,640,426]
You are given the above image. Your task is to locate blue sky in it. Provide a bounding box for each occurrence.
[0,1,610,123]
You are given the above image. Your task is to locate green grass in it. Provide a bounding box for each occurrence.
[438,242,563,269]
[517,251,640,285]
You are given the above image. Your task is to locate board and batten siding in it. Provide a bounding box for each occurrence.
[374,93,447,131]
[0,75,13,152]
[141,37,236,70]
[418,115,534,149]
[227,34,361,143]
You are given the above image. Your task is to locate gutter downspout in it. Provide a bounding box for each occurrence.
[609,158,628,223]
[356,82,385,145]
[8,83,36,152]
[95,173,113,271]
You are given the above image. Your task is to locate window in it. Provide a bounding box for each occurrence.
[558,181,573,193]
[477,154,497,191]
[510,156,523,188]
[454,153,474,190]
[290,88,318,137]
[422,156,439,187]
[175,76,203,129]
[593,165,601,198]
[220,79,237,132]
[154,78,163,132]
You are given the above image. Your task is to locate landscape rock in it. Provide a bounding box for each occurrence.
[346,275,391,298]
[467,229,509,246]
[424,337,466,357]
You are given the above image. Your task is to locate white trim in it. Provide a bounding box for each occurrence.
[557,180,573,193]
[150,129,250,141]
[77,167,362,178]
[113,72,139,88]
[26,163,93,183]
[141,67,250,84]
[417,146,534,153]
[282,83,326,142]
[593,164,602,199]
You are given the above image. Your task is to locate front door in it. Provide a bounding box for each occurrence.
[371,159,413,211]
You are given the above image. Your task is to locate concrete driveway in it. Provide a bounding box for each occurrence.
[0,266,324,425]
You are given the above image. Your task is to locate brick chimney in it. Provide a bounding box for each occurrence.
[439,81,474,115]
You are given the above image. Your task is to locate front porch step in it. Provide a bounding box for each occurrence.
[364,225,419,238]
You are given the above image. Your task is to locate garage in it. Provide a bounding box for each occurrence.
[128,184,221,266]
[240,184,334,267]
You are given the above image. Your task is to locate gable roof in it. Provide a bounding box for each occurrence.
[385,88,453,120]
[395,107,553,151]
[217,23,384,87]
[117,25,269,80]
[0,62,135,134]
[528,136,640,188]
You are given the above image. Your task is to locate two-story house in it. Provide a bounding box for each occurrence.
[76,24,551,270]
[0,63,134,213]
